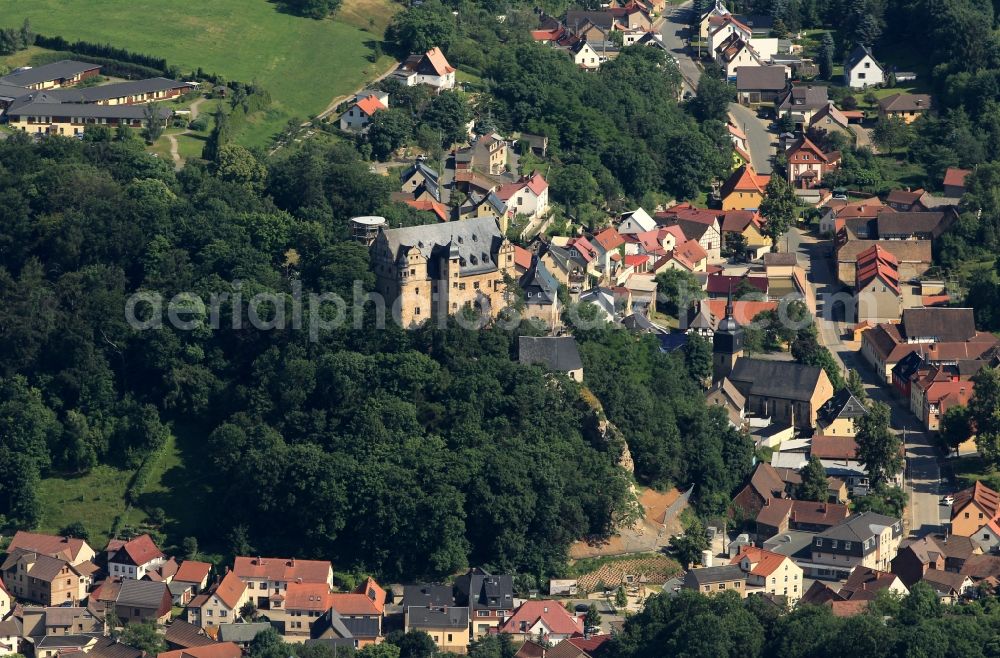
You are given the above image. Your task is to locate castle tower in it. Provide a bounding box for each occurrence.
[712,290,744,383]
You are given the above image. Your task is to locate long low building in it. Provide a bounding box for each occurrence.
[0,59,101,90]
[6,100,171,136]
[46,77,195,105]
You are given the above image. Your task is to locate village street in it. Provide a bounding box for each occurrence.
[659,12,949,537]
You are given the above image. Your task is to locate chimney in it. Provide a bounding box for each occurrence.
[916,99,923,106]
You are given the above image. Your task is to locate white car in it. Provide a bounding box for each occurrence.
[941,495,955,505]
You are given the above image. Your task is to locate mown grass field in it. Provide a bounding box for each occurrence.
[0,0,400,147]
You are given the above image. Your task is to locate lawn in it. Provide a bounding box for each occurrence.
[36,427,216,553]
[877,155,927,192]
[0,0,400,148]
[37,464,139,547]
[944,454,1000,490]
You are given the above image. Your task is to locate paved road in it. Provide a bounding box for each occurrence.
[660,2,700,94]
[728,102,774,174]
[787,227,947,536]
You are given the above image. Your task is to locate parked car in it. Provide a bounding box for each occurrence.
[941,495,955,505]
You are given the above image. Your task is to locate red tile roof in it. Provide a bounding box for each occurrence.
[233,556,331,583]
[720,164,770,199]
[672,239,708,270]
[568,236,599,263]
[354,94,386,117]
[953,481,999,522]
[624,254,649,268]
[811,435,859,460]
[705,273,767,295]
[656,202,723,226]
[514,245,533,270]
[173,561,211,585]
[116,534,163,567]
[9,532,90,563]
[703,299,778,326]
[501,601,583,636]
[158,643,242,658]
[404,198,449,222]
[423,47,456,76]
[730,546,787,577]
[720,210,762,233]
[211,572,246,610]
[593,227,625,252]
[284,582,332,612]
[943,167,971,188]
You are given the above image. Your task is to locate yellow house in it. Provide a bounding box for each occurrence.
[683,565,746,597]
[6,101,169,137]
[372,216,516,327]
[0,60,100,90]
[878,93,931,124]
[951,481,1000,538]
[721,210,772,255]
[721,164,771,211]
[404,607,469,654]
[816,389,867,437]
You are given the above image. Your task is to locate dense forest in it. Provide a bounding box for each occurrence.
[0,126,747,580]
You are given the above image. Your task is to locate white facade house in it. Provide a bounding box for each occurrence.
[338,91,388,133]
[573,42,601,69]
[496,171,549,219]
[844,46,885,89]
[618,207,657,235]
[107,534,166,580]
[393,47,456,90]
[709,17,752,53]
[973,520,1000,553]
[749,37,780,61]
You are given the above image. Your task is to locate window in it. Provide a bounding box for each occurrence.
[220,610,228,617]
[718,583,726,590]
[410,269,416,275]
[831,540,838,549]
[414,307,421,315]
[447,634,453,643]
[986,534,991,540]
[478,610,490,617]
[965,512,971,519]
[816,539,823,547]
[459,283,466,291]
[845,542,852,550]
[207,610,213,616]
[473,281,480,290]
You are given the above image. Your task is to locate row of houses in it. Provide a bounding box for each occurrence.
[0,533,619,656]
[530,2,669,70]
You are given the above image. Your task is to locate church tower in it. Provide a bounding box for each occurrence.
[712,291,744,383]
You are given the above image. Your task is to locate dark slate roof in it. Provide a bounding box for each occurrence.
[6,100,171,120]
[657,332,688,352]
[36,635,96,649]
[401,584,456,608]
[778,85,829,111]
[407,605,470,629]
[519,259,559,306]
[683,565,745,587]
[164,620,215,649]
[0,60,99,87]
[891,350,924,381]
[116,579,168,608]
[735,66,787,91]
[0,82,27,100]
[876,210,951,238]
[729,358,825,402]
[217,622,272,644]
[878,93,931,113]
[46,78,193,103]
[455,569,515,611]
[844,45,882,73]
[901,308,976,342]
[400,162,439,185]
[817,512,899,543]
[310,609,353,640]
[817,389,867,426]
[519,336,584,373]
[379,216,505,277]
[341,616,381,637]
[305,639,357,650]
[566,10,616,30]
[88,638,146,658]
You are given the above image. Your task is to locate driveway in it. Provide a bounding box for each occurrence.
[789,227,946,537]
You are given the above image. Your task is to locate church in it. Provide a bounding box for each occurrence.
[712,298,835,429]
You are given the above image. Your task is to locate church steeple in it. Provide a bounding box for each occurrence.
[713,286,744,383]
